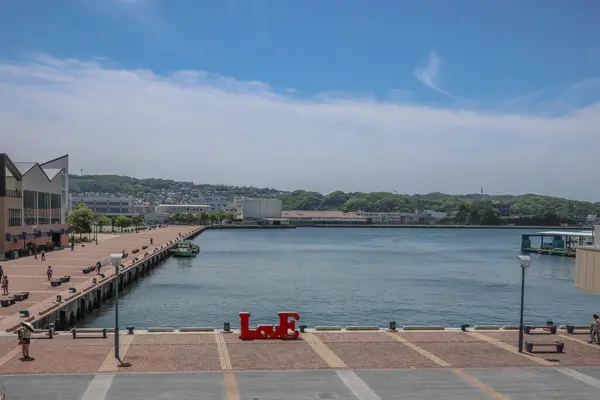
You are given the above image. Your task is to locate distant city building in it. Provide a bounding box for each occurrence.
[235,197,283,220]
[155,204,210,215]
[1,153,70,260]
[71,195,136,216]
[492,202,511,217]
[282,211,370,225]
[197,196,234,212]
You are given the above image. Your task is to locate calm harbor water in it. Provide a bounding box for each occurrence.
[82,228,597,329]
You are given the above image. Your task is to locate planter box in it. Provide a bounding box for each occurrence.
[60,276,71,283]
[8,297,16,305]
[50,281,62,287]
[14,294,25,301]
[0,299,10,307]
[132,249,140,254]
[21,292,29,300]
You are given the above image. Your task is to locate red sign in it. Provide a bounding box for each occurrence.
[239,311,300,340]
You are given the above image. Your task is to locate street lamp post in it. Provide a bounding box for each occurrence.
[110,253,131,367]
[517,255,531,353]
[33,226,39,258]
[94,223,98,245]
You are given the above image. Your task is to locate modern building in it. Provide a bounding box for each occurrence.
[1,153,70,260]
[70,195,136,216]
[235,197,282,220]
[282,211,371,225]
[575,225,600,294]
[155,204,210,215]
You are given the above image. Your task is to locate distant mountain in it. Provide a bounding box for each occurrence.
[68,174,288,200]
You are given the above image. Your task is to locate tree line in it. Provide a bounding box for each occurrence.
[67,203,146,235]
[66,203,235,235]
[282,190,600,224]
[168,211,236,225]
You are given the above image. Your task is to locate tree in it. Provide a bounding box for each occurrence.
[67,203,95,238]
[114,216,132,231]
[199,212,210,225]
[131,215,144,229]
[96,215,111,233]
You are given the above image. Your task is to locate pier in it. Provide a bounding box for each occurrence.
[1,328,600,398]
[0,225,204,333]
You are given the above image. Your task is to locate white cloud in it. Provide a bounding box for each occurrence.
[1,55,599,200]
[414,50,455,99]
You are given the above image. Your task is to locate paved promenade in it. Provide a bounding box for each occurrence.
[0,226,200,332]
[1,329,600,398]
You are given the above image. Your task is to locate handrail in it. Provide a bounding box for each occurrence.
[3,189,21,198]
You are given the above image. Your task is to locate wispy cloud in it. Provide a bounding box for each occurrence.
[414,50,455,99]
[0,55,599,199]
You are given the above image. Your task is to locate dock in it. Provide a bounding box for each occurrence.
[0,225,204,333]
[521,230,594,257]
[1,328,600,398]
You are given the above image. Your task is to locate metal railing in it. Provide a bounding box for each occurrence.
[3,189,22,197]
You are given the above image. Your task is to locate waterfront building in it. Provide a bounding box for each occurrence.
[282,211,370,225]
[575,225,600,294]
[356,211,423,224]
[234,197,282,220]
[155,204,210,215]
[1,153,70,260]
[71,195,137,216]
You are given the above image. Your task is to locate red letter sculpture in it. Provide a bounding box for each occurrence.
[239,311,300,340]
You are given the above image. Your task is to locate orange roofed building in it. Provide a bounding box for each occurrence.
[282,210,371,225]
[1,153,70,260]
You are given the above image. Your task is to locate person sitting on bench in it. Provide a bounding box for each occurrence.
[589,314,600,344]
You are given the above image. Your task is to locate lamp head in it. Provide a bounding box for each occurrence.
[517,255,531,268]
[110,254,123,267]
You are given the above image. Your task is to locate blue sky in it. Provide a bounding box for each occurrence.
[1,0,599,199]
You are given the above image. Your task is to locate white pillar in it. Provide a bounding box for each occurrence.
[594,225,600,245]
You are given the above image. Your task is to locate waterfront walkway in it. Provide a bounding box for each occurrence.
[1,329,600,398]
[0,226,199,332]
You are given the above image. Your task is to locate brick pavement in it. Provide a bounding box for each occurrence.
[0,329,598,375]
[0,226,202,331]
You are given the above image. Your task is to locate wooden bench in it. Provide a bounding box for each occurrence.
[71,328,107,339]
[524,325,557,335]
[525,341,564,353]
[566,325,590,334]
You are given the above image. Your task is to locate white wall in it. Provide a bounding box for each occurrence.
[242,199,283,219]
[595,225,600,245]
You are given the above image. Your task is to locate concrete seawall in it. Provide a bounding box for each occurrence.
[0,226,205,333]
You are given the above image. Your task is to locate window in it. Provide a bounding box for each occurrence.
[51,193,62,224]
[38,192,51,225]
[8,209,22,226]
[23,190,37,225]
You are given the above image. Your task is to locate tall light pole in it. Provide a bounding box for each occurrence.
[33,226,39,258]
[110,254,131,367]
[516,255,531,353]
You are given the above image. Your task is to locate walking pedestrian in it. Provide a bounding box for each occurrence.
[47,266,53,281]
[41,251,46,261]
[2,275,8,295]
[0,264,3,282]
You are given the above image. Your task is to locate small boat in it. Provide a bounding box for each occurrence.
[172,241,197,257]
